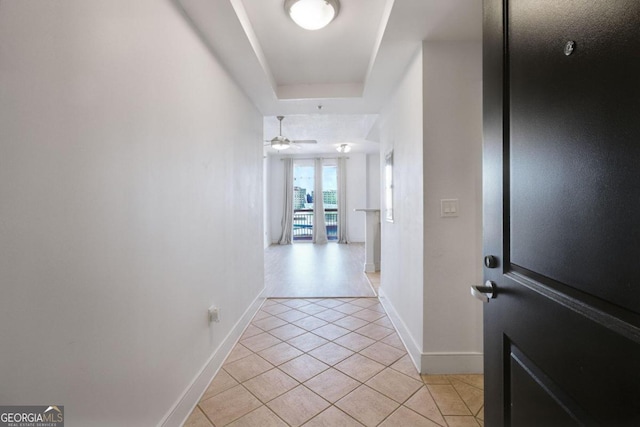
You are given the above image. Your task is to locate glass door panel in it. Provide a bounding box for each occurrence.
[293,160,314,242]
[322,164,338,241]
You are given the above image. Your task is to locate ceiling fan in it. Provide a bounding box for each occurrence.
[265,116,317,150]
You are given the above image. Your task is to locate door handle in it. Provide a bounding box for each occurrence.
[471,281,497,303]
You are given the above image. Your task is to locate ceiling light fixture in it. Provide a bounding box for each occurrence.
[336,143,351,153]
[271,136,291,150]
[284,0,340,31]
[270,116,291,150]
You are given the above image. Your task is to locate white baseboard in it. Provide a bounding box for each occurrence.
[377,288,423,375]
[421,352,484,374]
[379,289,484,375]
[159,287,269,427]
[364,263,377,273]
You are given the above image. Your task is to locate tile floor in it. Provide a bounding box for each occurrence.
[184,298,484,427]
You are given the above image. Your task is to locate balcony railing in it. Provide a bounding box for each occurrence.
[293,208,338,241]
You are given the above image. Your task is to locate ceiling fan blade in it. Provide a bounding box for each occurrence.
[291,140,317,144]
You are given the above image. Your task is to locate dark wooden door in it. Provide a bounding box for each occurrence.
[482,1,640,425]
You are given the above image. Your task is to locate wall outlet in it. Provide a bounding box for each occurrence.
[208,306,220,323]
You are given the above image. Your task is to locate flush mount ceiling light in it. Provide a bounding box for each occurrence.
[284,0,340,31]
[336,143,351,153]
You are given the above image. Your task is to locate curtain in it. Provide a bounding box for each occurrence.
[313,158,328,244]
[337,157,349,243]
[278,158,294,245]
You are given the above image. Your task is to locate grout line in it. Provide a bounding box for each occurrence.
[450,375,485,392]
[194,405,215,427]
[191,297,483,427]
[448,376,482,418]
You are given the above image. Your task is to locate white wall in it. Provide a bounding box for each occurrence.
[376,42,483,374]
[377,48,426,365]
[366,153,381,208]
[346,154,368,242]
[268,153,368,243]
[0,1,264,426]
[421,41,483,373]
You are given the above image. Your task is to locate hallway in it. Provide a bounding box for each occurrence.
[0,3,484,425]
[185,297,484,426]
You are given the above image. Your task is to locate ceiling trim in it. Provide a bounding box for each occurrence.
[277,83,364,100]
[229,0,278,92]
[176,0,481,115]
[363,0,395,87]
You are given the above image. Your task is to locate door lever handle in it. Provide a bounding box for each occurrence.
[471,281,497,303]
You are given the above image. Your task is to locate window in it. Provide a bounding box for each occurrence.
[293,160,314,241]
[292,159,339,241]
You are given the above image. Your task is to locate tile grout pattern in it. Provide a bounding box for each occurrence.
[184,297,484,427]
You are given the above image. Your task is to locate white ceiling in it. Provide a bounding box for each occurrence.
[242,0,387,90]
[176,0,482,153]
[263,114,379,154]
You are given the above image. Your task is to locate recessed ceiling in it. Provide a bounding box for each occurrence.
[176,0,482,115]
[175,0,481,154]
[242,0,387,99]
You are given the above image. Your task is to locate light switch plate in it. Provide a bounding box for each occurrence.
[441,199,459,218]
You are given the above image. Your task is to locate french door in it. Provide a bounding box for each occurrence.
[292,160,338,242]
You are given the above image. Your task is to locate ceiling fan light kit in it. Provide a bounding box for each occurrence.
[271,136,291,150]
[266,116,317,150]
[284,0,340,31]
[271,116,290,150]
[336,143,351,153]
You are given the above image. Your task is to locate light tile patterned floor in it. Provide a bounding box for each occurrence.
[184,298,484,427]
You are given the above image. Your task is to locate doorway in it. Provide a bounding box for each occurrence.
[292,159,338,242]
